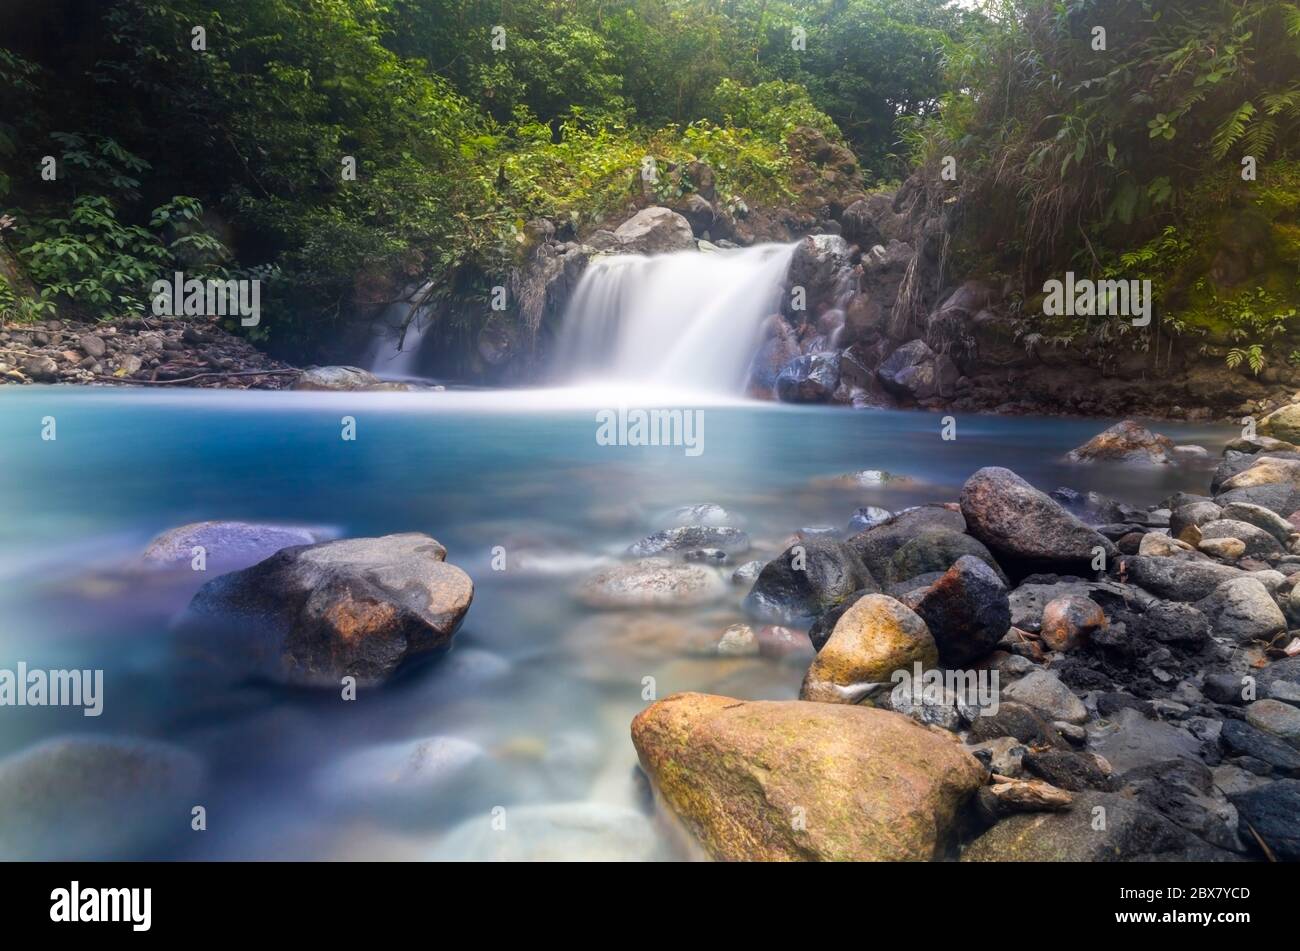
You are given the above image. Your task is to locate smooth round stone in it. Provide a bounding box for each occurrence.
[141,520,332,572]
[314,736,486,815]
[576,558,726,609]
[0,735,205,860]
[1245,700,1300,749]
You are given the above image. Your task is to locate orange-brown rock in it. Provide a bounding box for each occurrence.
[631,692,985,861]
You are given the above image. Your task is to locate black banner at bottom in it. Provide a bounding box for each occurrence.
[5,860,1281,937]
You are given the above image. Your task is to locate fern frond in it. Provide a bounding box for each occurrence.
[1211,101,1256,160]
[1263,87,1300,117]
[1243,117,1278,158]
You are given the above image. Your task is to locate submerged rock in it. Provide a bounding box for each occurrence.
[178,532,473,686]
[0,735,205,860]
[429,802,659,861]
[627,525,750,557]
[313,736,486,817]
[631,692,984,861]
[1066,420,1175,464]
[141,520,332,572]
[577,558,726,609]
[846,506,892,534]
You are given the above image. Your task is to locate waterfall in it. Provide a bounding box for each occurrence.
[551,243,797,393]
[366,284,434,380]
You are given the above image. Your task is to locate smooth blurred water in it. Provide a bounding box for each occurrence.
[550,243,797,390]
[0,386,1233,859]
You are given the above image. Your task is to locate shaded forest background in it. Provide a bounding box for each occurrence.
[1,0,1298,369]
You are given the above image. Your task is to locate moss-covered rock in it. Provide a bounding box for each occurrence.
[631,692,984,861]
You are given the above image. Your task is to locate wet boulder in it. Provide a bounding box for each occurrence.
[178,533,474,686]
[875,339,958,401]
[787,234,852,312]
[885,527,1007,586]
[1066,420,1176,464]
[908,556,1010,666]
[775,351,840,403]
[745,538,876,624]
[847,504,966,580]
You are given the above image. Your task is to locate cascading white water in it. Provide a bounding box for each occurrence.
[551,242,797,393]
[365,283,434,380]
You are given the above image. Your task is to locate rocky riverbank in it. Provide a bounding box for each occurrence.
[626,421,1300,861]
[0,316,446,391]
[0,316,298,388]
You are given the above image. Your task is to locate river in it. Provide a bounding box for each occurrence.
[0,386,1234,858]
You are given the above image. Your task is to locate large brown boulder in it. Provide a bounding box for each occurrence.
[178,533,473,686]
[631,693,985,861]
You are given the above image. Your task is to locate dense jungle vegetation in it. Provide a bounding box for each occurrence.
[0,0,1297,365]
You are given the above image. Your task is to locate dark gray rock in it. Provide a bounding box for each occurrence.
[1125,555,1245,602]
[1220,719,1300,776]
[960,468,1115,576]
[1230,779,1300,860]
[885,528,1007,586]
[775,352,840,403]
[744,538,877,624]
